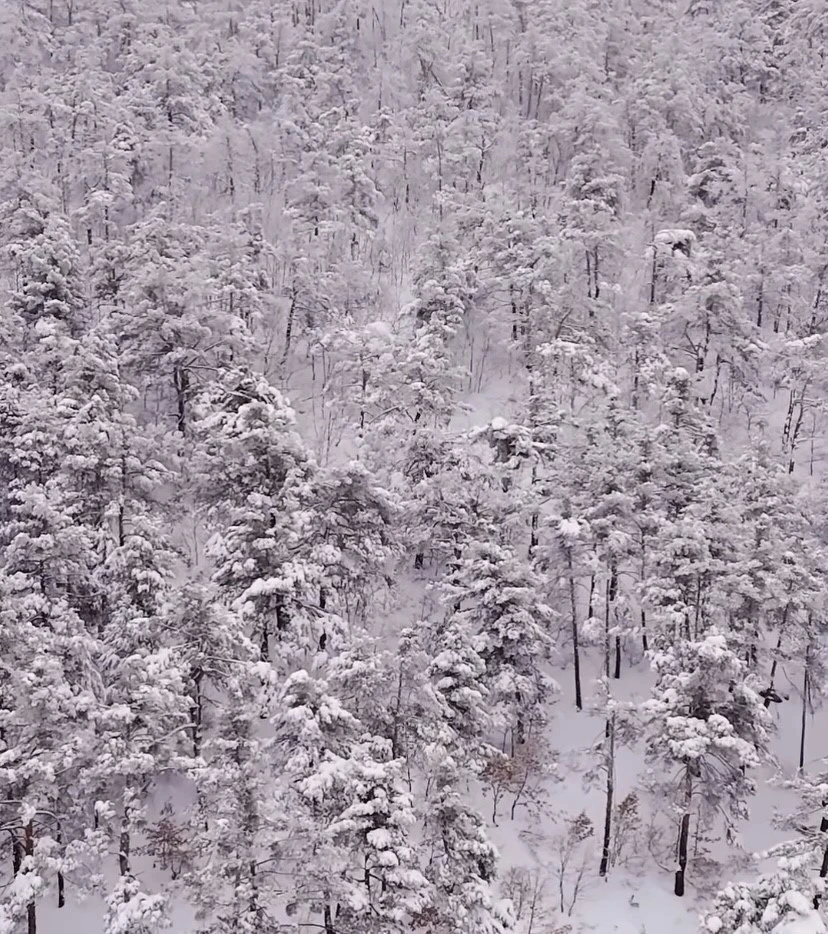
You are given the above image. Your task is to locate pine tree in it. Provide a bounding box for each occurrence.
[644,631,770,896]
[192,368,321,664]
[441,541,554,748]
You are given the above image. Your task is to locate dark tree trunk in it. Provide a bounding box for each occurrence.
[515,688,525,746]
[24,822,36,934]
[119,817,130,878]
[764,627,785,708]
[599,712,615,877]
[282,290,296,365]
[815,811,828,908]
[674,774,692,896]
[275,593,291,633]
[605,565,617,680]
[565,547,582,711]
[191,666,203,757]
[11,831,21,876]
[172,364,189,434]
[57,824,65,908]
[800,655,810,772]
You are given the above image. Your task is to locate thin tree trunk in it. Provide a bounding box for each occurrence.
[529,465,539,555]
[599,711,615,877]
[605,564,617,680]
[391,664,405,759]
[191,666,203,757]
[674,772,693,896]
[800,645,811,772]
[119,813,130,878]
[764,627,785,708]
[282,289,296,364]
[172,364,189,434]
[24,821,36,934]
[11,831,21,876]
[814,807,828,908]
[565,547,582,711]
[57,824,65,908]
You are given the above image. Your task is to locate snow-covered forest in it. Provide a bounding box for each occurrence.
[3,0,828,931]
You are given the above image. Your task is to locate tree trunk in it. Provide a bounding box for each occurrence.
[800,647,810,772]
[57,824,65,908]
[275,593,291,633]
[172,364,189,435]
[598,711,615,877]
[565,547,582,711]
[282,288,296,365]
[764,627,785,709]
[814,809,828,908]
[191,666,204,757]
[390,665,405,759]
[24,821,36,934]
[605,564,617,680]
[674,772,693,896]
[516,689,526,747]
[119,814,130,878]
[11,831,21,876]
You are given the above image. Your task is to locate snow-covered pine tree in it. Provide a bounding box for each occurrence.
[644,631,770,896]
[441,541,555,750]
[191,368,323,665]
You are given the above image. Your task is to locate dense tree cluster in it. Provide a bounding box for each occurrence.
[1,0,828,931]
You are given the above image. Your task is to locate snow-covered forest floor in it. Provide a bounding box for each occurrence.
[3,0,828,933]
